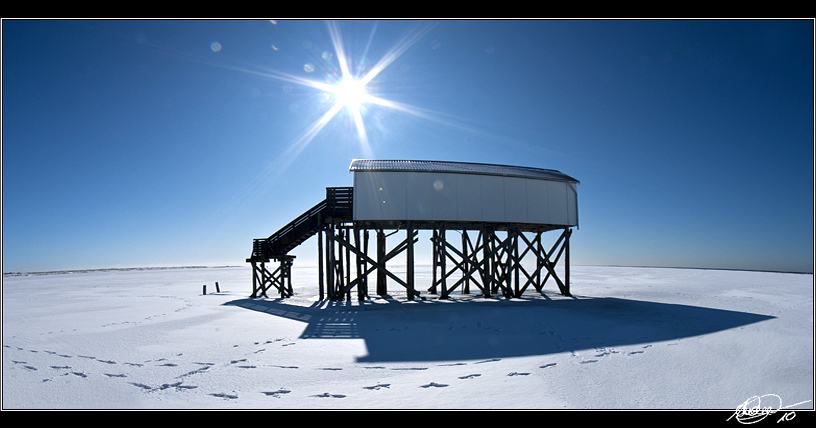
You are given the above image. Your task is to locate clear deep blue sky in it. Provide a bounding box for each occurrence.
[3,19,813,274]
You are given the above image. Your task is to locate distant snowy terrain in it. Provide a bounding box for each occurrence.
[2,265,812,410]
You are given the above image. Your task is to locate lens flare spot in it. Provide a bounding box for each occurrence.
[433,180,444,191]
[210,42,222,52]
[322,51,333,61]
[304,63,315,73]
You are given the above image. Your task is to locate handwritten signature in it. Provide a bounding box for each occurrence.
[727,394,812,424]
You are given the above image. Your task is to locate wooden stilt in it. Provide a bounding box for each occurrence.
[462,231,470,295]
[407,221,415,301]
[377,229,387,295]
[318,224,324,301]
[440,224,447,299]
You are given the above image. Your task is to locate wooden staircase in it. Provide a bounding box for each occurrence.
[249,187,353,262]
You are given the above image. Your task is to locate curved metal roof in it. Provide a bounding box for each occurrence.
[349,159,579,183]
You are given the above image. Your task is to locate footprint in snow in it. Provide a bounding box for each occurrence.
[628,351,644,355]
[458,374,481,379]
[159,382,197,391]
[363,383,391,390]
[420,382,448,388]
[507,372,530,376]
[540,363,557,369]
[211,392,238,400]
[312,392,346,398]
[104,373,127,378]
[262,389,291,397]
[130,383,153,390]
[177,366,211,378]
[11,361,35,370]
[579,360,598,364]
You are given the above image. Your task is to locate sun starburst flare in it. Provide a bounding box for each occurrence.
[205,20,485,215]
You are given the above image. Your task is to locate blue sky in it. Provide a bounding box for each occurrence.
[3,19,813,274]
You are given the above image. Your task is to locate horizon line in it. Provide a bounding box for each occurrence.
[4,263,812,277]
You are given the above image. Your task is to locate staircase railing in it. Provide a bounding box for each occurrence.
[250,187,353,261]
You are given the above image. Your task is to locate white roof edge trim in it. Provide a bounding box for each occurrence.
[349,159,580,183]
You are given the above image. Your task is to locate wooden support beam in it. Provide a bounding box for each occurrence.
[376,229,387,295]
[344,227,352,301]
[332,229,420,300]
[407,221,415,300]
[355,226,368,302]
[250,261,260,298]
[326,225,335,300]
[462,231,471,294]
[538,228,571,296]
[251,213,574,301]
[481,227,491,298]
[439,225,447,299]
[565,228,572,295]
[318,224,324,301]
[430,229,438,295]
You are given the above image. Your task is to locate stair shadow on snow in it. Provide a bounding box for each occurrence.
[222,295,775,363]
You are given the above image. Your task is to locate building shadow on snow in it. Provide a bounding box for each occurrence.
[222,295,775,363]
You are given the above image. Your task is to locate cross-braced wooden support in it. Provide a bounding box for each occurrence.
[429,226,572,299]
[249,256,295,298]
[252,225,571,301]
[318,222,421,301]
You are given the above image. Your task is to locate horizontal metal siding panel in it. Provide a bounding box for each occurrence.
[456,173,482,222]
[526,178,549,225]
[480,175,505,222]
[406,172,435,221]
[353,170,578,226]
[431,174,458,221]
[354,171,407,221]
[546,181,569,225]
[504,176,528,224]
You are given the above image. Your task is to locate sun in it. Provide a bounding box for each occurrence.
[333,77,368,110]
[231,20,440,172]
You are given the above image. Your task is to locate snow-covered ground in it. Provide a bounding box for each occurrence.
[2,265,812,410]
